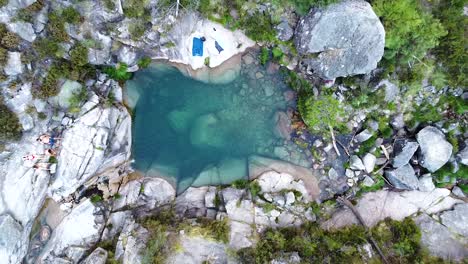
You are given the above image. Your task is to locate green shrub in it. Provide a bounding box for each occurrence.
[0,103,22,141]
[372,0,446,69]
[128,20,146,39]
[33,38,61,59]
[284,70,312,92]
[231,179,249,189]
[433,0,467,87]
[90,194,103,203]
[47,11,69,42]
[103,0,116,10]
[249,181,261,197]
[204,56,210,66]
[137,57,152,68]
[142,221,168,264]
[286,0,338,15]
[298,94,344,134]
[68,87,88,112]
[259,47,269,65]
[61,7,82,24]
[103,63,132,81]
[271,47,283,62]
[240,11,276,42]
[0,32,21,50]
[199,218,230,243]
[0,0,7,7]
[0,46,7,65]
[69,43,89,67]
[16,0,45,22]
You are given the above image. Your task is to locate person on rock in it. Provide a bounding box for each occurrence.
[33,162,52,171]
[22,154,46,162]
[37,134,61,147]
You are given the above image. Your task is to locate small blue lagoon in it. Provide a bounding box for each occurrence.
[125,55,309,192]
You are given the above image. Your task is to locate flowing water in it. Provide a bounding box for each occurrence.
[126,55,310,192]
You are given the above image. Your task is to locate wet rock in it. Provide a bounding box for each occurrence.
[294,0,385,79]
[415,214,468,261]
[323,188,463,229]
[362,153,376,173]
[392,140,419,168]
[349,155,365,171]
[418,174,435,192]
[416,126,453,172]
[4,52,23,76]
[274,111,292,140]
[384,164,418,190]
[81,247,107,264]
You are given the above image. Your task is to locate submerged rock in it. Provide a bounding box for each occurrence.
[294,0,385,79]
[416,126,453,172]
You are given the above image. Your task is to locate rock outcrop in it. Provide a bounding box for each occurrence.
[294,0,385,79]
[49,106,132,201]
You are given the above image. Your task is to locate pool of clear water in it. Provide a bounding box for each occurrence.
[126,57,308,192]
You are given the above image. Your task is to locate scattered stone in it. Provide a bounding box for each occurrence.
[392,140,419,168]
[275,20,294,41]
[457,144,468,165]
[81,247,108,264]
[390,113,405,130]
[355,129,373,142]
[255,72,264,79]
[452,186,466,198]
[4,52,23,76]
[418,174,435,192]
[115,219,150,264]
[384,164,419,190]
[294,0,385,79]
[349,155,365,171]
[362,153,376,173]
[362,176,375,187]
[416,126,453,172]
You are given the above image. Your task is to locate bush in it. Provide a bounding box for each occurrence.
[0,46,7,65]
[33,38,61,59]
[372,0,446,69]
[0,0,7,7]
[103,0,116,10]
[240,11,276,42]
[90,194,103,203]
[128,20,146,39]
[61,7,82,24]
[47,11,69,42]
[0,103,22,141]
[68,87,88,112]
[287,0,338,15]
[433,0,467,87]
[298,94,343,134]
[103,63,132,81]
[259,47,269,65]
[69,43,89,67]
[0,32,21,50]
[16,0,45,22]
[137,57,152,68]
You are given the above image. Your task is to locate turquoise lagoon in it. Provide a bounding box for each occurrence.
[126,58,308,192]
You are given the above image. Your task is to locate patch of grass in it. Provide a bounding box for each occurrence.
[69,43,89,67]
[61,6,82,24]
[47,11,69,42]
[231,179,249,189]
[287,0,338,15]
[33,38,61,59]
[102,63,132,81]
[128,20,146,39]
[68,87,87,112]
[137,57,152,68]
[249,181,261,197]
[261,202,276,213]
[298,94,344,135]
[90,194,103,203]
[271,46,284,62]
[259,47,269,65]
[240,11,276,43]
[103,0,116,10]
[433,164,467,188]
[0,0,7,7]
[204,56,210,66]
[0,31,21,50]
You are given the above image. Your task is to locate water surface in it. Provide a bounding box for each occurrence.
[126,58,308,191]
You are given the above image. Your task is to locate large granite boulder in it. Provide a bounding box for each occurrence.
[294,0,385,79]
[49,106,132,201]
[416,126,453,172]
[0,214,25,264]
[37,200,105,263]
[113,177,176,211]
[322,188,463,229]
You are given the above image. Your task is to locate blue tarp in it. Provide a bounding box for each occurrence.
[215,41,224,54]
[192,37,203,56]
